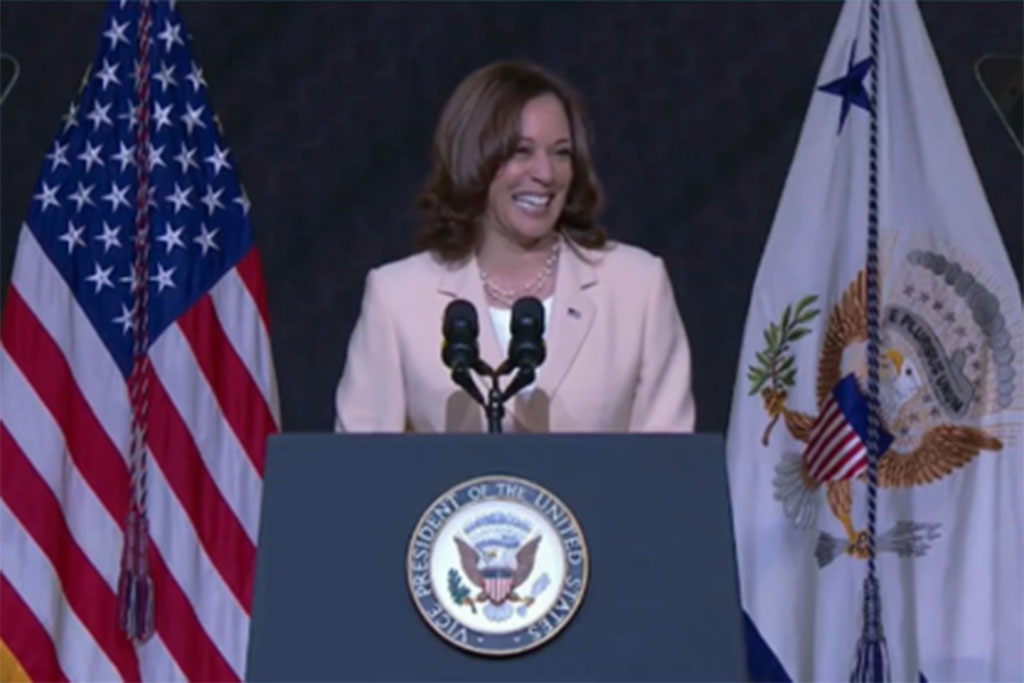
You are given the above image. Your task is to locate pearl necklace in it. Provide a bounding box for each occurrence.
[479,241,560,307]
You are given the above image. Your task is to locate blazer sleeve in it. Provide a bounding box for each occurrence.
[334,268,407,432]
[629,258,697,432]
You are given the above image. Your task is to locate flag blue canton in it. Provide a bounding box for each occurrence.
[833,374,894,452]
[27,0,252,378]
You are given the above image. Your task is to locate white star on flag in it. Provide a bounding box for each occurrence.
[95,58,121,90]
[181,103,206,135]
[156,224,186,253]
[95,222,122,253]
[112,302,135,334]
[58,221,86,254]
[157,19,184,52]
[112,141,135,172]
[68,182,96,212]
[102,182,131,212]
[165,183,193,214]
[150,263,177,292]
[45,141,70,171]
[102,18,129,49]
[77,141,105,172]
[194,223,220,256]
[86,101,113,131]
[205,143,231,175]
[200,184,224,215]
[85,263,115,293]
[154,61,177,92]
[173,143,198,173]
[33,183,61,212]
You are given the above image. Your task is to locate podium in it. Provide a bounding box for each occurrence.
[246,433,744,681]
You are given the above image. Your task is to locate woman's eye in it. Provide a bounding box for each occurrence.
[555,148,573,157]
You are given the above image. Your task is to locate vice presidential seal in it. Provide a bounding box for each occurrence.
[406,475,588,656]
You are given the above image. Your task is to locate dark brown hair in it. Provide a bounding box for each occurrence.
[416,60,607,262]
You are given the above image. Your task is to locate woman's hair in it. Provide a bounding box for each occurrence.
[416,60,607,262]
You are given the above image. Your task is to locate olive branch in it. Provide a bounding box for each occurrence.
[747,295,820,445]
[447,568,476,613]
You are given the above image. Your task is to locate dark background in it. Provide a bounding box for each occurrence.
[2,1,1021,434]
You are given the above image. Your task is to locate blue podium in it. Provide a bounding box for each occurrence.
[246,433,744,681]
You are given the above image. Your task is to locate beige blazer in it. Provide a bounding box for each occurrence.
[334,238,696,433]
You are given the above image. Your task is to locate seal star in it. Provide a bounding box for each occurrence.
[817,41,874,135]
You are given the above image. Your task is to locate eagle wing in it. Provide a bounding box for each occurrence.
[511,536,541,589]
[454,537,485,588]
[878,425,1003,488]
[816,270,867,410]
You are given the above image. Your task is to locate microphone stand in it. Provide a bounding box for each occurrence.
[452,360,534,434]
[485,375,505,434]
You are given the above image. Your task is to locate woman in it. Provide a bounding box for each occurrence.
[335,60,696,433]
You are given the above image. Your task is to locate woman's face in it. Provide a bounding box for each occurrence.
[482,93,574,247]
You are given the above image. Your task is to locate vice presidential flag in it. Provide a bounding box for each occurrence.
[0,1,279,680]
[725,1,1024,681]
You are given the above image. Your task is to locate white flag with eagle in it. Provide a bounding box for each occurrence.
[725,1,1024,681]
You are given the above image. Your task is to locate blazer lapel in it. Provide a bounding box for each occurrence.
[535,239,597,401]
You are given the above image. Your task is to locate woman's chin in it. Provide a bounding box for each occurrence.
[507,219,559,245]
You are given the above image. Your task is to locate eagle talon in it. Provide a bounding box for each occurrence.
[846,530,872,559]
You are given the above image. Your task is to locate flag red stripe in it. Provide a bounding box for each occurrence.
[806,412,848,478]
[804,400,839,461]
[177,295,274,475]
[146,365,256,610]
[817,427,859,474]
[1,289,129,521]
[0,428,141,681]
[808,409,845,464]
[818,433,864,481]
[234,247,271,330]
[0,575,69,683]
[146,545,239,682]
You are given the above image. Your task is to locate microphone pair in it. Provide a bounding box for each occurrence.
[441,297,546,406]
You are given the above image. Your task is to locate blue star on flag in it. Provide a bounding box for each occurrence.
[817,41,874,135]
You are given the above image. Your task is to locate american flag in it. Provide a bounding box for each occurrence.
[0,1,279,680]
[802,374,892,482]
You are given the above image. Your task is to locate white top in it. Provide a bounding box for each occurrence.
[489,297,553,397]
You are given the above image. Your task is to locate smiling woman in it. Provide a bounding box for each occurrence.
[334,60,697,433]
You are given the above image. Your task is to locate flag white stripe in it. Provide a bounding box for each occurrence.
[146,456,250,677]
[0,503,119,682]
[151,324,263,542]
[209,268,281,426]
[136,633,188,683]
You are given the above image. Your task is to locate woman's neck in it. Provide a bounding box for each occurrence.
[476,230,561,307]
[476,230,559,280]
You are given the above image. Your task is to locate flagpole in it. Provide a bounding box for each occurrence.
[852,0,891,680]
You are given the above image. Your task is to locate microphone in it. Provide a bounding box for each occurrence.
[501,297,547,401]
[441,299,486,406]
[442,299,479,370]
